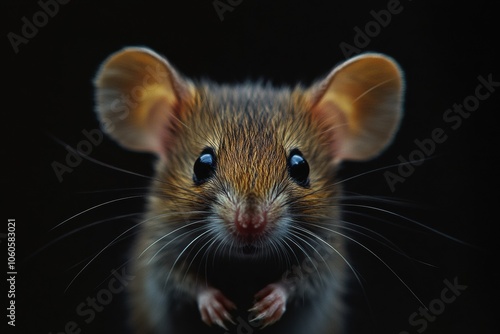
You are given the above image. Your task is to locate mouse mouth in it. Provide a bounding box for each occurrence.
[228,221,280,256]
[231,235,263,256]
[233,233,264,247]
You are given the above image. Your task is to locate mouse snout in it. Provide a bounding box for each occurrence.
[234,205,268,237]
[215,188,287,242]
[233,193,268,238]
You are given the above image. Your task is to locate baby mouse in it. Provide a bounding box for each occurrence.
[94,47,403,334]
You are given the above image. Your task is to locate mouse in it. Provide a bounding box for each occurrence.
[94,47,403,334]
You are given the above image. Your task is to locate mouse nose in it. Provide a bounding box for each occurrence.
[234,207,268,237]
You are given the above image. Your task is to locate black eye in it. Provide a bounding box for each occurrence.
[288,149,310,187]
[193,148,216,185]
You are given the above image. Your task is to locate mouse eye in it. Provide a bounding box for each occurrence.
[193,148,217,185]
[288,149,310,187]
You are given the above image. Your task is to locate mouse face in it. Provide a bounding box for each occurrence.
[150,84,340,257]
[94,47,403,333]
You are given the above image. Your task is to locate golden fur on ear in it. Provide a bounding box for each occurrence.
[94,47,195,155]
[307,53,403,161]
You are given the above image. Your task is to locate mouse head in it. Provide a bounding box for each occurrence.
[94,47,403,255]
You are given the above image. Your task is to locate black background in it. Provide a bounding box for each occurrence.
[3,0,498,333]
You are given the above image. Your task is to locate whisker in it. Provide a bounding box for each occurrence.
[287,226,334,281]
[183,233,219,284]
[352,78,394,103]
[340,208,426,238]
[146,224,208,264]
[48,133,215,205]
[340,191,422,208]
[304,222,426,308]
[164,229,212,289]
[342,203,475,247]
[317,121,350,137]
[339,219,437,267]
[64,212,173,292]
[283,234,321,279]
[200,234,224,286]
[28,212,141,261]
[138,217,210,258]
[278,236,299,268]
[47,132,160,182]
[289,224,367,299]
[76,187,150,194]
[333,158,436,188]
[52,195,144,230]
[211,233,228,268]
[291,211,408,258]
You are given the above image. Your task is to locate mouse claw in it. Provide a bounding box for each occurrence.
[249,283,288,328]
[197,287,236,329]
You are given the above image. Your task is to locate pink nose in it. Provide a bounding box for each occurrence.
[234,209,267,237]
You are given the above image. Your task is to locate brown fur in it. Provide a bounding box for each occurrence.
[94,47,403,334]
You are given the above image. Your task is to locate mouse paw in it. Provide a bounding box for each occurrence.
[249,283,288,328]
[197,287,236,330]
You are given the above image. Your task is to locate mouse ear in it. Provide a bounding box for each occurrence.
[94,47,195,156]
[306,53,403,161]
